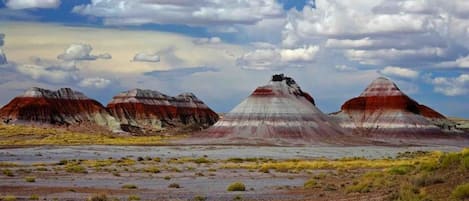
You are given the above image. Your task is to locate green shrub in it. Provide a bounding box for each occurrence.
[462,155,469,170]
[193,195,206,201]
[418,161,439,172]
[227,158,244,163]
[227,182,246,191]
[35,167,48,171]
[412,172,444,187]
[122,184,138,189]
[2,169,14,177]
[29,195,39,200]
[127,195,140,201]
[388,165,414,175]
[440,152,461,168]
[24,176,36,182]
[303,179,317,189]
[65,165,88,173]
[87,194,109,201]
[2,195,16,201]
[144,166,160,173]
[193,158,210,164]
[346,171,388,193]
[346,181,371,193]
[396,183,425,201]
[164,176,171,180]
[452,183,469,199]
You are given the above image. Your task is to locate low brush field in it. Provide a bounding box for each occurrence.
[0,145,467,201]
[0,124,179,146]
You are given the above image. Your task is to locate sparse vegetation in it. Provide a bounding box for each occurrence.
[144,166,160,173]
[0,162,17,167]
[232,195,243,201]
[168,183,181,188]
[192,157,211,164]
[2,169,14,177]
[24,176,36,182]
[122,184,138,189]
[227,182,246,191]
[303,179,318,189]
[346,171,390,193]
[29,195,39,200]
[0,136,466,201]
[193,195,207,201]
[0,124,182,146]
[387,164,415,175]
[127,195,140,201]
[452,183,469,200]
[412,172,444,187]
[65,164,88,174]
[2,195,16,201]
[87,194,109,201]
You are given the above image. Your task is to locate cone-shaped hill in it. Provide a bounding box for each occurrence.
[331,77,457,139]
[193,74,359,146]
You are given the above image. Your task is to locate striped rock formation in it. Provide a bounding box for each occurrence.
[0,87,119,130]
[195,74,353,146]
[331,77,451,139]
[106,89,218,133]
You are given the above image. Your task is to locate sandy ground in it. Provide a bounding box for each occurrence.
[0,145,463,164]
[0,145,466,201]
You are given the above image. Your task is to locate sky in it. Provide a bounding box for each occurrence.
[0,0,468,118]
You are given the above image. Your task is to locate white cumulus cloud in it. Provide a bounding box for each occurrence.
[57,44,111,61]
[132,52,160,63]
[73,0,284,26]
[79,77,111,88]
[5,0,61,9]
[16,63,79,83]
[379,66,419,79]
[430,74,469,96]
[237,45,319,70]
[282,0,469,68]
[280,46,319,62]
[335,64,357,72]
[193,37,222,45]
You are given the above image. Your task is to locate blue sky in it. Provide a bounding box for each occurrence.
[0,0,469,118]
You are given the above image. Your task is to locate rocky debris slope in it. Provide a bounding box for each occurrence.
[0,87,119,130]
[106,89,218,133]
[194,74,357,146]
[331,77,459,139]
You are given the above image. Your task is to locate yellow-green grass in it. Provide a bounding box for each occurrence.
[452,183,469,199]
[342,148,469,201]
[220,151,443,172]
[0,124,183,146]
[227,182,246,191]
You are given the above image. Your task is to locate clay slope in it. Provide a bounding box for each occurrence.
[194,74,357,146]
[331,77,456,139]
[106,89,218,133]
[0,87,119,130]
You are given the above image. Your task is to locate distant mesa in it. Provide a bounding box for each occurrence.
[331,77,460,139]
[0,87,119,130]
[193,74,357,146]
[0,87,218,135]
[106,88,219,134]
